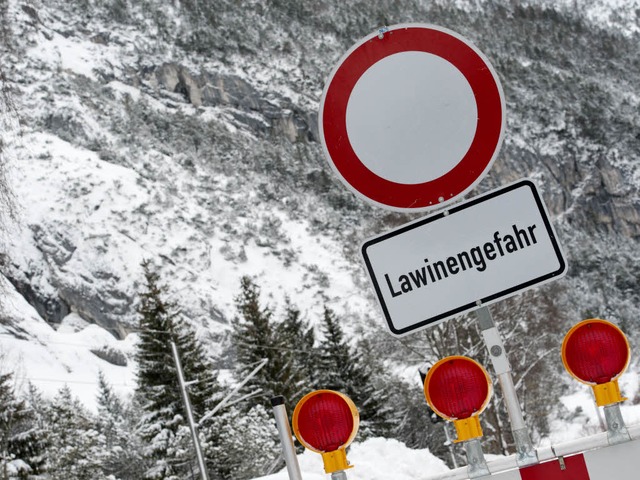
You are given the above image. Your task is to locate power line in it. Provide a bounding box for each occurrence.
[0,332,130,349]
[14,376,133,387]
[2,333,431,364]
[0,329,200,348]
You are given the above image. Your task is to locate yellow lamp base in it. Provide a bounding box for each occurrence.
[453,416,483,443]
[592,380,627,407]
[321,448,353,474]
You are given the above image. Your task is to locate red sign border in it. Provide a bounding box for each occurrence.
[319,24,506,211]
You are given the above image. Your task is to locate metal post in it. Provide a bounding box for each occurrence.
[331,471,348,480]
[475,306,537,466]
[463,438,490,478]
[271,396,303,480]
[443,423,459,469]
[419,364,459,469]
[171,341,210,480]
[603,403,631,445]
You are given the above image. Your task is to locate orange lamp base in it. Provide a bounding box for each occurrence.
[453,416,483,443]
[321,448,353,474]
[592,380,627,407]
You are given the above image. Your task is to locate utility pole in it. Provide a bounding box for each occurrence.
[171,340,210,480]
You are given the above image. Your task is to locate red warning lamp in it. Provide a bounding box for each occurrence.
[561,319,630,406]
[423,356,492,442]
[292,390,359,474]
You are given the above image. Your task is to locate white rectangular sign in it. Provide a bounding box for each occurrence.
[361,179,567,336]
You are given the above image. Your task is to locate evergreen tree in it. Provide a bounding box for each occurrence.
[44,385,107,480]
[347,337,395,437]
[173,321,224,419]
[231,276,306,406]
[0,371,39,479]
[134,259,224,479]
[275,297,316,398]
[20,383,50,476]
[205,404,280,480]
[315,306,352,392]
[315,306,393,437]
[97,370,124,436]
[389,377,461,467]
[95,371,146,480]
[135,260,181,438]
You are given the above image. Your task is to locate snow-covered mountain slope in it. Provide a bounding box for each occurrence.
[1,0,639,412]
[2,0,373,337]
[0,0,384,405]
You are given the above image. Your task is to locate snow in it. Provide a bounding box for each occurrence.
[7,459,31,475]
[1,113,370,409]
[546,373,640,444]
[1,109,368,411]
[254,437,449,480]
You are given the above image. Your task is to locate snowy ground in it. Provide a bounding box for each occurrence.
[254,437,450,480]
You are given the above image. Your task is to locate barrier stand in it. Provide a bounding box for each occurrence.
[292,390,360,479]
[464,438,490,479]
[424,356,493,478]
[423,423,640,480]
[422,318,637,480]
[561,318,632,445]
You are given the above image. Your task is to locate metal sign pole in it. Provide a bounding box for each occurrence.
[475,306,537,466]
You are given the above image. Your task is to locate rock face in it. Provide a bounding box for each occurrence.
[144,63,317,143]
[499,142,640,239]
[3,274,70,326]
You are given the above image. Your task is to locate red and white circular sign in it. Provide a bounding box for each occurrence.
[319,24,505,211]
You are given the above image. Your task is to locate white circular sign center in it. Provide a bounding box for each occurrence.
[346,51,478,185]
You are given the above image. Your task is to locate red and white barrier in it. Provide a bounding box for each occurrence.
[424,423,640,480]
